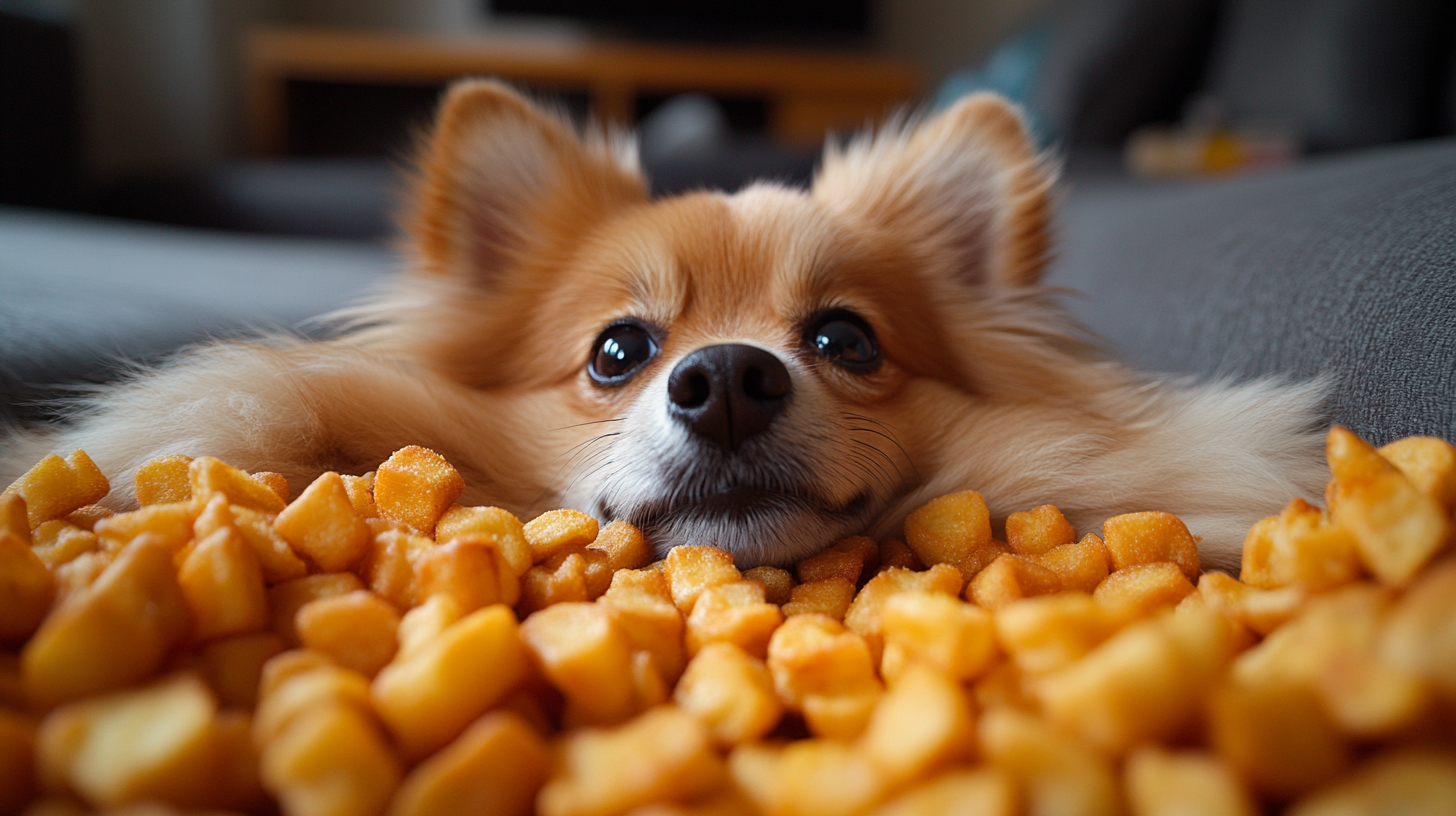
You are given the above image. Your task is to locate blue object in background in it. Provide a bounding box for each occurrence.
[933,26,1051,147]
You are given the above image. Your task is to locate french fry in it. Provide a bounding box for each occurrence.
[178,526,269,642]
[434,504,531,575]
[415,535,519,612]
[860,664,975,788]
[189,456,284,515]
[1033,533,1111,592]
[266,572,365,647]
[1286,748,1456,816]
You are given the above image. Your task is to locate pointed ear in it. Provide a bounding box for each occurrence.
[811,93,1054,286]
[409,80,647,281]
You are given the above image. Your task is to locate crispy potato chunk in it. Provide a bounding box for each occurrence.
[1033,533,1111,593]
[416,535,520,611]
[764,738,888,816]
[3,450,109,527]
[267,573,365,647]
[994,592,1118,676]
[871,768,1016,816]
[1209,677,1350,799]
[179,526,269,642]
[94,500,197,554]
[798,536,879,585]
[524,508,599,563]
[273,471,372,573]
[189,456,284,514]
[1102,512,1200,581]
[1093,562,1196,621]
[260,702,402,816]
[767,614,882,739]
[663,545,743,615]
[743,565,796,605]
[861,665,975,788]
[1,518,56,646]
[880,591,995,683]
[1240,499,1362,591]
[1286,748,1456,816]
[1,492,28,542]
[1006,504,1077,556]
[978,706,1121,816]
[1378,436,1456,515]
[600,574,687,684]
[251,471,290,504]
[1381,559,1456,699]
[133,454,193,506]
[434,504,531,575]
[341,472,379,518]
[781,577,857,620]
[253,662,375,746]
[192,496,307,585]
[30,519,100,571]
[878,538,923,571]
[586,519,652,572]
[1326,426,1449,586]
[686,581,784,658]
[844,564,962,663]
[521,602,637,727]
[674,642,781,746]
[197,632,285,708]
[296,591,401,678]
[968,554,1062,609]
[23,535,191,705]
[904,490,999,579]
[388,710,550,816]
[538,706,727,816]
[1124,747,1257,816]
[519,550,591,614]
[373,446,465,536]
[0,710,37,814]
[359,527,433,609]
[372,605,528,761]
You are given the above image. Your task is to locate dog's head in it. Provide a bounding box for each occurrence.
[387,80,1059,566]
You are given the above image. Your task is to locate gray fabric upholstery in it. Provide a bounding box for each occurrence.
[1048,137,1456,445]
[0,206,396,422]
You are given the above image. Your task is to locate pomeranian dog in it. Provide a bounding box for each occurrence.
[0,80,1326,571]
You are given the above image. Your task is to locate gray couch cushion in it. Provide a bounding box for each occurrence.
[1048,137,1456,445]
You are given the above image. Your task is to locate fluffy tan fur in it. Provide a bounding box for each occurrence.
[0,80,1326,570]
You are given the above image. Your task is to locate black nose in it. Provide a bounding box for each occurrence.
[667,344,792,452]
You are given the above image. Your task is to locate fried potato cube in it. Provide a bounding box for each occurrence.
[198,632,286,708]
[880,590,995,683]
[134,454,194,506]
[861,665,975,788]
[904,489,992,566]
[260,702,402,816]
[686,581,784,658]
[341,472,378,518]
[179,526,269,642]
[394,593,464,662]
[580,545,614,599]
[1381,559,1456,698]
[767,614,882,735]
[1286,748,1456,816]
[416,535,519,612]
[3,449,109,527]
[519,551,590,614]
[1102,511,1200,580]
[296,590,400,677]
[1,525,56,645]
[267,573,365,647]
[1239,499,1362,591]
[1194,571,1300,639]
[585,519,651,572]
[1,492,28,542]
[372,445,465,535]
[47,673,218,810]
[1326,426,1449,586]
[601,578,687,684]
[1378,436,1456,515]
[674,642,781,746]
[523,508,599,563]
[798,536,879,585]
[0,710,37,814]
[1093,562,1195,621]
[372,604,528,761]
[878,538,923,571]
[273,471,372,573]
[23,535,191,705]
[64,504,112,531]
[968,554,1062,609]
[435,504,531,575]
[32,520,101,569]
[187,455,284,514]
[743,565,795,605]
[871,768,1016,816]
[192,497,307,585]
[844,564,962,662]
[359,528,433,609]
[94,500,197,554]
[629,648,670,712]
[1006,504,1077,556]
[762,738,887,816]
[978,706,1121,816]
[50,549,114,608]
[782,577,857,620]
[521,601,637,727]
[253,662,375,746]
[251,470,290,504]
[664,545,743,614]
[1124,747,1257,816]
[1208,678,1350,799]
[1032,533,1111,593]
[537,706,727,816]
[212,709,268,812]
[388,710,550,816]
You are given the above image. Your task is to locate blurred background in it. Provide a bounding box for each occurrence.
[3,0,1455,440]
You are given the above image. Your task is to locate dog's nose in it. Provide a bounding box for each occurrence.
[667,344,792,451]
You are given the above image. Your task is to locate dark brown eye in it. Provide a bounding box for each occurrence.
[590,322,658,383]
[807,310,880,372]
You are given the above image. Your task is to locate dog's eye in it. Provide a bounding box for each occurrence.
[808,311,880,372]
[589,322,658,384]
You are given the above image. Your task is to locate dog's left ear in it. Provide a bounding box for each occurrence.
[812,93,1053,286]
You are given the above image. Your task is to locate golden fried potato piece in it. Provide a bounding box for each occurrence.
[521,601,637,727]
[1102,512,1200,581]
[600,574,687,685]
[968,554,1062,609]
[674,642,781,746]
[191,496,307,585]
[664,546,743,614]
[264,573,365,648]
[743,566,795,605]
[1209,677,1350,799]
[1381,559,1456,699]
[1240,499,1362,591]
[179,526,269,642]
[197,632,285,708]
[781,577,857,621]
[1286,748,1456,816]
[253,662,375,747]
[518,551,591,615]
[373,446,465,536]
[798,536,879,585]
[767,614,883,739]
[870,768,1016,816]
[757,738,887,816]
[23,535,191,705]
[978,706,1121,816]
[296,590,401,678]
[273,471,372,573]
[878,538,923,571]
[1006,504,1077,556]
[686,581,784,658]
[189,456,284,514]
[587,519,652,572]
[341,472,379,519]
[1031,533,1111,595]
[260,702,402,816]
[3,450,109,527]
[434,504,530,575]
[30,521,99,572]
[1,516,56,646]
[251,471,290,504]
[94,501,197,554]
[359,527,433,610]
[537,705,727,816]
[524,508,600,564]
[133,454,193,506]
[1378,436,1456,515]
[1124,746,1257,816]
[0,709,37,814]
[860,664,975,788]
[416,535,519,612]
[388,710,550,816]
[880,590,996,683]
[904,490,998,579]
[844,564,962,663]
[1093,562,1196,621]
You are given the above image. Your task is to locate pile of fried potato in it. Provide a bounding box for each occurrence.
[1,426,1454,816]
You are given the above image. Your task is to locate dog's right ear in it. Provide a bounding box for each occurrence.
[409,80,647,282]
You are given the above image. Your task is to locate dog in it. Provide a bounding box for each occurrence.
[0,80,1328,571]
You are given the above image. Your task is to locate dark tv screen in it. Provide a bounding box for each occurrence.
[491,0,873,42]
